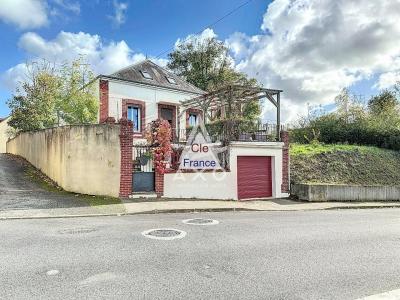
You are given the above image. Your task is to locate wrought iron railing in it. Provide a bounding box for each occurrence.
[132,145,155,172]
[173,123,286,144]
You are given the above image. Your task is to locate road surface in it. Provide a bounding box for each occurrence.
[1,209,400,299]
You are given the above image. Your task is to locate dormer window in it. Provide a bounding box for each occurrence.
[140,70,152,79]
[166,76,177,84]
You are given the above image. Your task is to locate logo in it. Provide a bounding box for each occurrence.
[178,118,228,171]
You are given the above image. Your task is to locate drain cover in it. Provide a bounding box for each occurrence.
[182,218,219,226]
[58,228,97,235]
[141,228,186,240]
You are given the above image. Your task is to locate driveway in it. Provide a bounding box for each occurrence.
[0,154,88,211]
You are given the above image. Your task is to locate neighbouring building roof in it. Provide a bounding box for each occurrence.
[105,60,206,95]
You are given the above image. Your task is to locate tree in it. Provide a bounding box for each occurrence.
[335,88,365,123]
[168,36,260,121]
[7,58,98,131]
[7,60,61,131]
[57,58,98,124]
[368,90,398,116]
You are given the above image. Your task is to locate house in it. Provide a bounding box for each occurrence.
[94,59,206,140]
[93,60,289,200]
[0,116,11,153]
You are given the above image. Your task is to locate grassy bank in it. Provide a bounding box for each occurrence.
[290,143,400,185]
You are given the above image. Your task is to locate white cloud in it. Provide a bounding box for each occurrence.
[0,0,48,29]
[108,0,128,27]
[226,0,400,122]
[2,31,170,91]
[376,71,400,90]
[53,0,80,15]
[175,28,217,47]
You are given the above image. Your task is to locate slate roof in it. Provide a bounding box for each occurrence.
[108,60,206,95]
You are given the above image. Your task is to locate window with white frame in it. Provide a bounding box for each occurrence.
[188,113,198,126]
[127,106,141,132]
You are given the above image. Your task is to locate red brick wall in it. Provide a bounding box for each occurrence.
[119,118,133,198]
[99,80,109,123]
[155,172,164,197]
[281,131,290,193]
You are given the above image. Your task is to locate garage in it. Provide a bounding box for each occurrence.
[237,156,273,200]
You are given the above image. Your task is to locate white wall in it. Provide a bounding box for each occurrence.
[164,142,285,200]
[108,80,199,131]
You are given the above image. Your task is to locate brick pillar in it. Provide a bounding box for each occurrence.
[119,118,133,198]
[155,172,164,197]
[281,131,290,193]
[99,79,109,123]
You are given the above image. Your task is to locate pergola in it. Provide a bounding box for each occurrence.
[178,84,283,141]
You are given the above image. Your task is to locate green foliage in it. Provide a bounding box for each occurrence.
[57,58,98,124]
[8,61,61,131]
[7,58,98,132]
[291,88,400,151]
[368,90,398,116]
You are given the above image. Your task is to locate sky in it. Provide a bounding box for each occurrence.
[0,0,399,123]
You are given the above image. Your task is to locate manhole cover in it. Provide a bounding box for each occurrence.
[141,228,186,240]
[182,218,219,226]
[58,228,97,235]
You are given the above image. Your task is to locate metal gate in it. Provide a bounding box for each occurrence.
[132,145,155,192]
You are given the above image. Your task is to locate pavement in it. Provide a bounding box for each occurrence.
[2,153,400,219]
[1,209,400,299]
[2,198,400,219]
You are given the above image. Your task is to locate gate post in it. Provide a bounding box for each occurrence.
[280,130,290,194]
[155,171,164,197]
[119,118,133,198]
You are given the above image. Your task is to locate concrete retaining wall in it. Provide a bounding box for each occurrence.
[291,183,400,202]
[6,125,121,197]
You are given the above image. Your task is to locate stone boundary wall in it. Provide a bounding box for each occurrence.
[6,124,121,197]
[292,183,400,202]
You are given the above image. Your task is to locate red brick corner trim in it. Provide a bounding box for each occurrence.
[280,131,290,193]
[99,79,109,123]
[119,118,133,198]
[155,172,164,197]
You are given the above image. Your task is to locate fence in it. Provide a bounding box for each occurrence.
[173,123,287,143]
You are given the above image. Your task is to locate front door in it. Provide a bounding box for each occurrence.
[158,104,177,140]
[160,107,173,126]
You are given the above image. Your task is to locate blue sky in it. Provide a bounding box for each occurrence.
[0,0,269,117]
[0,0,399,121]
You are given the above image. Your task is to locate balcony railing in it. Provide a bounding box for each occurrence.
[172,123,286,144]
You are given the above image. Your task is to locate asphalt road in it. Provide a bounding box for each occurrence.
[1,209,400,299]
[0,154,87,210]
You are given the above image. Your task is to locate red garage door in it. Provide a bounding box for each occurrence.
[237,156,272,200]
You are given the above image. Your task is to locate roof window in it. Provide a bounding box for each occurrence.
[140,70,153,79]
[166,76,177,84]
